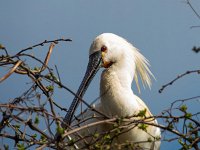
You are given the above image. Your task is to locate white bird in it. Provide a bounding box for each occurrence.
[65,33,161,149]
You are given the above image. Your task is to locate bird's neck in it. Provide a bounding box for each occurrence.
[100,60,138,116]
[101,55,135,90]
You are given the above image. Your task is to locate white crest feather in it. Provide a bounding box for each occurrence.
[133,48,155,93]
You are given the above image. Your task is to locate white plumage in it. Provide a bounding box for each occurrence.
[72,33,161,149]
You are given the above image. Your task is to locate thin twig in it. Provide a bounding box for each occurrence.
[15,43,56,74]
[16,38,72,55]
[186,0,200,20]
[0,60,22,83]
[159,69,200,93]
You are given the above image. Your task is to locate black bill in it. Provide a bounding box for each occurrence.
[62,51,102,127]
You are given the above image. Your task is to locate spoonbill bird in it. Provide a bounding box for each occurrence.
[64,33,161,149]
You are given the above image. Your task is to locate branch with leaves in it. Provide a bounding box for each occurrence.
[0,39,199,150]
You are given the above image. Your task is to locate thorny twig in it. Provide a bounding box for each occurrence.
[159,69,200,93]
[16,38,72,55]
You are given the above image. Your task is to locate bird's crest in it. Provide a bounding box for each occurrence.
[133,48,155,93]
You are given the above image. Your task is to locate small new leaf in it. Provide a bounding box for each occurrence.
[32,133,37,138]
[56,126,64,135]
[14,124,20,129]
[138,123,148,132]
[168,123,174,129]
[34,115,39,125]
[46,85,54,92]
[40,135,47,143]
[188,122,194,129]
[137,109,147,117]
[94,133,99,138]
[68,139,75,146]
[33,67,40,71]
[180,105,187,112]
[94,143,101,149]
[103,134,111,140]
[17,143,25,150]
[185,113,192,119]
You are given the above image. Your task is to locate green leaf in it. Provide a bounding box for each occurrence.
[178,138,191,150]
[46,85,54,92]
[115,128,121,135]
[68,138,75,146]
[105,145,111,149]
[185,113,192,119]
[34,115,39,125]
[40,135,47,142]
[94,143,101,149]
[137,109,147,117]
[17,143,25,150]
[14,124,20,129]
[180,105,187,112]
[103,134,111,140]
[52,74,59,82]
[45,73,59,82]
[32,133,37,138]
[138,123,148,132]
[113,122,118,128]
[178,138,183,145]
[33,67,40,71]
[94,133,99,138]
[56,126,64,135]
[168,123,174,129]
[45,73,52,79]
[188,122,194,129]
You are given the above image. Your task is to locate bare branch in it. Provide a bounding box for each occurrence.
[186,0,200,20]
[16,38,72,55]
[0,60,22,83]
[159,69,200,93]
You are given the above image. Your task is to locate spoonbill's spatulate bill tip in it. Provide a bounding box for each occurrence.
[66,33,161,149]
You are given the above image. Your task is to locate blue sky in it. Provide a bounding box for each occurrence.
[0,1,200,149]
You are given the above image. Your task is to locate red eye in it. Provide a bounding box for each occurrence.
[101,45,107,52]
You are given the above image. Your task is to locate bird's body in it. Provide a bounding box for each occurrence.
[69,33,161,149]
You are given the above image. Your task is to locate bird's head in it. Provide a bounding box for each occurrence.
[77,33,154,98]
[88,33,153,91]
[89,33,134,69]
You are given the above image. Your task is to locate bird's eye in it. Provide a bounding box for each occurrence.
[101,45,107,52]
